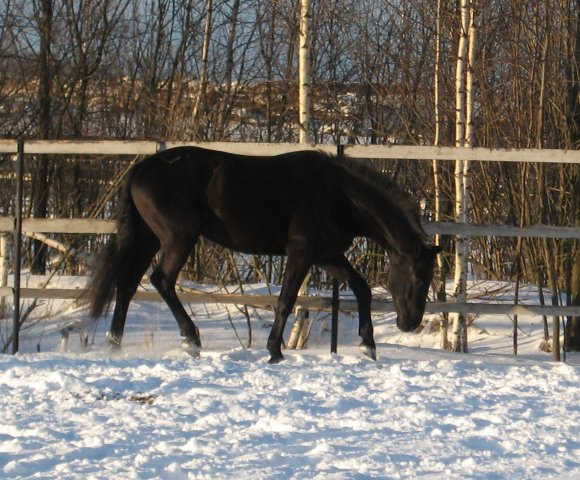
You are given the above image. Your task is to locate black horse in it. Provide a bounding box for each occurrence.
[87,146,440,363]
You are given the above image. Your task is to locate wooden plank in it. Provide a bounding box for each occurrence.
[0,217,14,232]
[424,301,580,317]
[20,288,86,300]
[162,141,335,156]
[21,218,116,234]
[367,300,580,317]
[9,140,331,157]
[22,140,158,156]
[424,221,580,239]
[11,217,580,239]
[2,139,580,164]
[16,288,329,308]
[3,139,580,164]
[344,145,580,164]
[0,287,12,297]
[15,287,580,317]
[0,139,17,154]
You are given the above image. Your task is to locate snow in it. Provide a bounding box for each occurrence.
[1,278,579,479]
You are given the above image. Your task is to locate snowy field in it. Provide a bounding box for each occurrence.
[1,278,579,479]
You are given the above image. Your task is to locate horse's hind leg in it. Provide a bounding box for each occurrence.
[323,256,376,360]
[150,235,201,356]
[108,235,159,350]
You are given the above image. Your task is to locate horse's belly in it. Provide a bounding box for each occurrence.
[201,220,286,256]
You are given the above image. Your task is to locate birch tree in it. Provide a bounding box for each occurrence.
[215,0,241,140]
[29,0,54,275]
[297,0,313,144]
[191,0,212,140]
[450,0,476,353]
[288,0,313,350]
[432,0,449,349]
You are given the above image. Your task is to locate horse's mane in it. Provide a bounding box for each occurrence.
[328,153,431,247]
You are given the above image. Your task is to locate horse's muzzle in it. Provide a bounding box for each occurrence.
[396,315,422,332]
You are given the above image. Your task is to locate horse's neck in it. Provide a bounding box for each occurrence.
[348,178,423,257]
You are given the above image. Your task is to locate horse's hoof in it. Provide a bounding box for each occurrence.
[182,339,201,359]
[106,331,122,351]
[360,343,377,361]
[268,353,285,364]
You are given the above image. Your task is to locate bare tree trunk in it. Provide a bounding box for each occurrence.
[543,238,562,360]
[432,0,449,350]
[537,7,561,361]
[216,0,241,140]
[450,0,468,351]
[31,0,54,275]
[288,0,313,349]
[192,0,212,140]
[287,271,311,350]
[462,2,476,351]
[298,0,313,144]
[567,0,580,352]
[37,0,52,141]
[451,0,473,353]
[264,3,276,143]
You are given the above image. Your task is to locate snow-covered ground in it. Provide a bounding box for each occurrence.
[1,278,579,479]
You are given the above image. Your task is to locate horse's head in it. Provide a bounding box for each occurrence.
[387,245,441,332]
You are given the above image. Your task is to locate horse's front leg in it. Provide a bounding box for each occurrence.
[267,251,311,364]
[347,266,376,360]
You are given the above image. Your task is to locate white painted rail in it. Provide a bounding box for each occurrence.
[1,139,580,163]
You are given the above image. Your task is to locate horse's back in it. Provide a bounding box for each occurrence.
[130,146,342,200]
[128,146,359,256]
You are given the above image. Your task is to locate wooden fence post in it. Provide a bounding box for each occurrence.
[12,138,24,354]
[331,279,339,355]
[330,144,345,355]
[0,233,9,317]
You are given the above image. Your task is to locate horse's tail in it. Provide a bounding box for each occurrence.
[87,168,139,319]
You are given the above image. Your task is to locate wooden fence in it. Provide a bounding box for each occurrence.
[1,140,580,352]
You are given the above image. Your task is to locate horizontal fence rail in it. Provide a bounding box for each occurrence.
[2,218,580,239]
[1,139,580,163]
[2,286,580,318]
[1,140,579,349]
